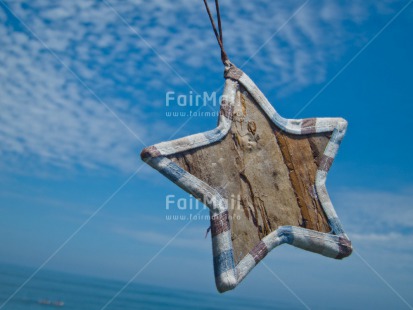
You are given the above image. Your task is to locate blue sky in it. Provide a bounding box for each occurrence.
[1,0,413,309]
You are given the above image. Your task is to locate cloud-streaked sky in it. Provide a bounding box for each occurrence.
[1,0,406,174]
[1,0,413,309]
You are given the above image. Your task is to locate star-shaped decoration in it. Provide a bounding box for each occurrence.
[141,63,352,293]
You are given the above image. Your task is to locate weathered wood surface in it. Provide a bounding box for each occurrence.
[168,85,332,264]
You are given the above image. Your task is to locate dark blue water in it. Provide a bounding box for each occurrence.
[0,264,287,309]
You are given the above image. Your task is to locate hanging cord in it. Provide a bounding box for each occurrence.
[203,0,229,65]
[215,0,223,46]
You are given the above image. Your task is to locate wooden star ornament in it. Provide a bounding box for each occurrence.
[140,0,352,293]
[141,63,352,292]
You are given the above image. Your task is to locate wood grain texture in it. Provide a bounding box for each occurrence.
[168,85,332,264]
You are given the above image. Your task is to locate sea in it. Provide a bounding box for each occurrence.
[0,263,287,310]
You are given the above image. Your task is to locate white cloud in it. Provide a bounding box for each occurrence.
[0,0,406,175]
[335,187,413,233]
[112,226,209,252]
[352,232,408,242]
[351,232,413,251]
[333,187,413,257]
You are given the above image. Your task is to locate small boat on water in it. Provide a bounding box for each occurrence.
[38,299,65,307]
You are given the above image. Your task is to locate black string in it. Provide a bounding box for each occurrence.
[203,0,229,65]
[215,0,223,45]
